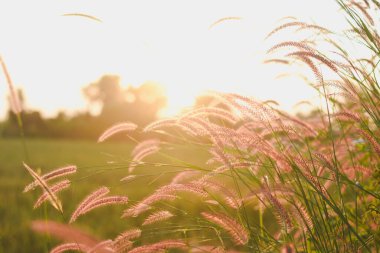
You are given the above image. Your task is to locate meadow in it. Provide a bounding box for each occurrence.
[3,0,380,252]
[0,138,184,252]
[0,138,213,252]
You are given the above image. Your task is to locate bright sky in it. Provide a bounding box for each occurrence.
[0,0,348,119]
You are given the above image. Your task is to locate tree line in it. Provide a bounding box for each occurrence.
[0,75,166,140]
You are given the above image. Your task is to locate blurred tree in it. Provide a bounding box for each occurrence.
[83,75,125,118]
[2,89,47,137]
[83,75,166,127]
[123,82,166,126]
[3,110,47,137]
[1,76,167,140]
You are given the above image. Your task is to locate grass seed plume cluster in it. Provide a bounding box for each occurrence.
[20,0,380,252]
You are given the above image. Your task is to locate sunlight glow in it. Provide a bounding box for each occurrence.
[0,0,348,119]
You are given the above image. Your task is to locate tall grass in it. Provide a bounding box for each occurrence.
[0,56,29,161]
[23,0,380,252]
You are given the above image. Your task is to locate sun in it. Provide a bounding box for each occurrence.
[0,0,344,119]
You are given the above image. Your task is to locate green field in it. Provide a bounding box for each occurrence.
[0,138,205,252]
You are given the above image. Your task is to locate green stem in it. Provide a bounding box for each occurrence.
[16,113,29,162]
[259,202,264,238]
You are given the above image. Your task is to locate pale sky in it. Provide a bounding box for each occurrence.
[0,0,348,119]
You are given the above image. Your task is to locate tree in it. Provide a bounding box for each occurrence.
[83,75,166,127]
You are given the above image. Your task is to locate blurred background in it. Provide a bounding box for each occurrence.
[0,0,353,252]
[0,0,348,125]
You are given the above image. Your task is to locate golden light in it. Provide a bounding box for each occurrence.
[0,0,348,119]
